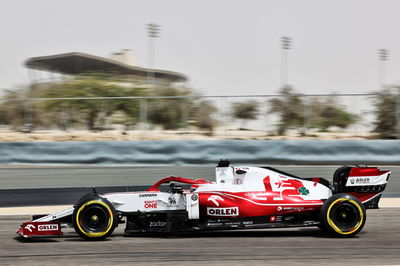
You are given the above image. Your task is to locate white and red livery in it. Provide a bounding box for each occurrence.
[17,160,390,240]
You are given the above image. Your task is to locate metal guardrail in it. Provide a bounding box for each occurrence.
[0,140,399,165]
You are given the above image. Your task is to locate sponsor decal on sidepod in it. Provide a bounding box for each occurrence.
[144,200,157,208]
[207,207,239,216]
[139,193,157,197]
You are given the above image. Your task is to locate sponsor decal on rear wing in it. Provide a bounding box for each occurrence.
[346,168,390,187]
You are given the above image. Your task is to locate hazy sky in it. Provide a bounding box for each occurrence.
[1,0,399,95]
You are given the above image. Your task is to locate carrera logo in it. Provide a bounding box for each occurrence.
[139,193,157,197]
[38,224,59,231]
[207,207,239,216]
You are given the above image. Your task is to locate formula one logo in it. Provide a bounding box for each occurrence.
[207,195,224,206]
[207,207,239,216]
[24,224,36,232]
[38,224,59,231]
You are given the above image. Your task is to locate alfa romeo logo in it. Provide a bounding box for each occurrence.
[298,186,310,196]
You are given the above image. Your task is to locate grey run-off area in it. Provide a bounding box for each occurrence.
[2,209,400,265]
[1,165,398,206]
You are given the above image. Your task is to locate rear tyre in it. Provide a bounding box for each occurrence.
[73,196,117,240]
[320,193,366,237]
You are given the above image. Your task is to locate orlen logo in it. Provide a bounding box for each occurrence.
[207,207,239,216]
[24,224,36,232]
[144,200,157,209]
[207,195,224,206]
[38,224,59,231]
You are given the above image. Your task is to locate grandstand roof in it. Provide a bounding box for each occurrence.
[25,52,187,82]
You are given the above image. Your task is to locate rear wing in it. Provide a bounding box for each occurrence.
[332,166,390,193]
[332,165,390,209]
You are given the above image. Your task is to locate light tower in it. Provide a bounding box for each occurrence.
[146,23,161,85]
[378,49,389,90]
[280,36,292,87]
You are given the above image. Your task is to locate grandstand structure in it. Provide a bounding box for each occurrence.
[25,49,187,87]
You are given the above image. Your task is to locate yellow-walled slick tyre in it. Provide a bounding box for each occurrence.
[320,193,366,237]
[73,197,117,241]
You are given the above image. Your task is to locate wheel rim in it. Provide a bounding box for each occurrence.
[81,205,109,232]
[332,203,358,228]
[327,199,363,234]
[77,202,113,235]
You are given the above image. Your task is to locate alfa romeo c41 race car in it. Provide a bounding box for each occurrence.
[17,160,390,240]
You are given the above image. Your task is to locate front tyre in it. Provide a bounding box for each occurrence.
[73,196,117,240]
[320,193,366,237]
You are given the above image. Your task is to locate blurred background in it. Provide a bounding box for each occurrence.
[1,0,400,141]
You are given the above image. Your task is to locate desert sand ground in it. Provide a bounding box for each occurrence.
[0,129,376,142]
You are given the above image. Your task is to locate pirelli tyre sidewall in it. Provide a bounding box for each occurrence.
[321,193,366,237]
[73,196,117,240]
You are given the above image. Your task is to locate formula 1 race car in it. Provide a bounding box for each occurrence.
[17,160,390,240]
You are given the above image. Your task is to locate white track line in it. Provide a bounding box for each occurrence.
[0,205,72,216]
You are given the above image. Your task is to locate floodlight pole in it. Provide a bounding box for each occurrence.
[280,36,292,87]
[25,69,36,132]
[377,49,398,138]
[146,23,161,85]
[378,49,389,90]
[397,87,400,139]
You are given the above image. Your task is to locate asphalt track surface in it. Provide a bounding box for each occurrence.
[0,165,399,207]
[1,209,399,265]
